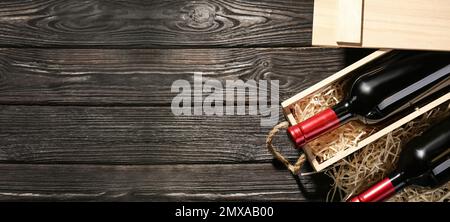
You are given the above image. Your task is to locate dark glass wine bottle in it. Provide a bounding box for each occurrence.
[287,51,450,148]
[349,116,450,202]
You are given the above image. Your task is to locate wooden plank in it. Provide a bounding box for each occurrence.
[0,105,302,164]
[336,0,363,44]
[0,47,347,106]
[313,0,450,51]
[0,0,313,48]
[0,163,331,201]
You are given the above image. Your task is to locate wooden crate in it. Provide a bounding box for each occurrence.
[281,49,450,171]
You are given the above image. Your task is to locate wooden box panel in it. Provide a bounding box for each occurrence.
[313,0,450,51]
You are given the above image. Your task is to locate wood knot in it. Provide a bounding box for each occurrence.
[180,3,216,30]
[189,6,212,24]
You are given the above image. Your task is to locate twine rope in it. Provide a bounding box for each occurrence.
[266,121,305,175]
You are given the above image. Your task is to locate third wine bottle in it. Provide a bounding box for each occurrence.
[288,51,450,148]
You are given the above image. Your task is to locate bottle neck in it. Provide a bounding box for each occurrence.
[349,171,407,202]
[286,100,354,148]
[332,100,354,124]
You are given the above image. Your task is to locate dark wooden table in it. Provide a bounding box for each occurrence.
[0,0,370,201]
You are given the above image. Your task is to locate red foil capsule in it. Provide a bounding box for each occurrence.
[349,178,396,202]
[287,108,341,148]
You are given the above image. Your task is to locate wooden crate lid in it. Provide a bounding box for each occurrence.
[313,0,450,51]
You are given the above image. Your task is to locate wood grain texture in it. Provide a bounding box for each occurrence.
[0,163,331,201]
[0,0,345,202]
[0,105,301,164]
[0,47,346,105]
[0,0,313,48]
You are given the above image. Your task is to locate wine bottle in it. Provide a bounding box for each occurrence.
[287,51,450,148]
[349,116,450,202]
